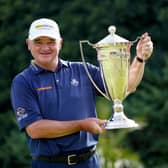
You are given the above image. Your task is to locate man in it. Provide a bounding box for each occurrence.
[11,18,153,168]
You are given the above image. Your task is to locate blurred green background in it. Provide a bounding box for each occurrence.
[0,0,168,167]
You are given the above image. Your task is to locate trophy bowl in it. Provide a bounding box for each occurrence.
[79,26,139,129]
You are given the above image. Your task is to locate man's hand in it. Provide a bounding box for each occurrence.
[80,118,106,134]
[136,32,153,61]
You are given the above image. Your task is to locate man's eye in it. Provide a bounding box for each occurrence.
[34,41,42,44]
[48,41,56,45]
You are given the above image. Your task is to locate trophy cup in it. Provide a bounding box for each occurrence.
[79,26,139,129]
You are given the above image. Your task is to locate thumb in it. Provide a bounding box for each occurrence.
[96,119,107,126]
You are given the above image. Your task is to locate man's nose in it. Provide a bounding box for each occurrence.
[41,43,50,49]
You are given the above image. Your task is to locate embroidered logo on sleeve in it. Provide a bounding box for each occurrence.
[16,107,28,121]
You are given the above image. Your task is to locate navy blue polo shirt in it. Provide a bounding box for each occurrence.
[11,59,104,157]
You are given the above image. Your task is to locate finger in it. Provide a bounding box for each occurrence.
[97,125,106,133]
[97,119,107,125]
[141,36,151,44]
[143,41,153,51]
[149,41,153,48]
[141,32,149,39]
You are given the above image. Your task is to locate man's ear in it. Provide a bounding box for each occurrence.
[26,39,31,50]
[59,39,63,50]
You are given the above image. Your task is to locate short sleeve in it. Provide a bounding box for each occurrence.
[11,75,42,131]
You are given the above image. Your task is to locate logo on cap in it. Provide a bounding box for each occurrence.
[35,24,53,30]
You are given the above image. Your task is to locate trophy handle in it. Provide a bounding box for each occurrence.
[79,40,110,101]
[131,36,141,45]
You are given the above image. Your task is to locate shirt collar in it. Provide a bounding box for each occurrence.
[30,59,68,74]
[59,59,68,67]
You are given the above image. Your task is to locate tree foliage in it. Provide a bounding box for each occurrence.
[0,0,167,167]
[125,56,168,167]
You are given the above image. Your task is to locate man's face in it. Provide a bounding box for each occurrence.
[26,36,62,68]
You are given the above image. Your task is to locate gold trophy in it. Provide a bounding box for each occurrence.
[79,26,139,129]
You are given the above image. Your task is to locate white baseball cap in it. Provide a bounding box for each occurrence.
[28,18,61,40]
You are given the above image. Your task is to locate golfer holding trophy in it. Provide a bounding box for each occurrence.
[80,26,153,129]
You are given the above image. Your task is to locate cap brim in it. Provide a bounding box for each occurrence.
[29,30,61,40]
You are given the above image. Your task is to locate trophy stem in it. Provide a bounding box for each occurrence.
[105,99,139,129]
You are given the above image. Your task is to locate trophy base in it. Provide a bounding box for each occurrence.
[105,112,139,129]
